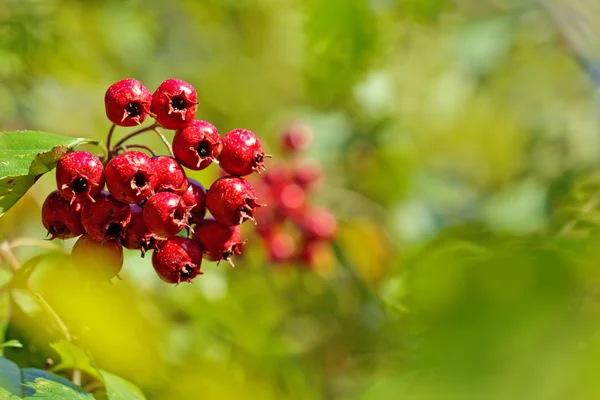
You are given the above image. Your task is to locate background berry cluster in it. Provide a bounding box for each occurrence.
[41,78,267,284]
[251,122,338,268]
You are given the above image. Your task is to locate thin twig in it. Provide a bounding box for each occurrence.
[72,369,81,386]
[112,123,158,149]
[105,124,117,153]
[9,238,61,251]
[28,286,72,341]
[0,241,20,272]
[119,144,157,157]
[153,126,174,157]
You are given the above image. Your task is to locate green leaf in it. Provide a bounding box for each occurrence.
[0,386,22,399]
[0,356,21,397]
[99,370,146,400]
[21,368,92,399]
[0,340,23,354]
[0,131,95,217]
[49,341,104,383]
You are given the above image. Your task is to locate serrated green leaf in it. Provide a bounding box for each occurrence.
[0,131,96,217]
[0,356,21,397]
[49,341,103,383]
[21,368,92,399]
[100,370,146,400]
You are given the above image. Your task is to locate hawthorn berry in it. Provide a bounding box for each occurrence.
[56,151,104,207]
[182,178,207,223]
[151,156,188,194]
[122,204,158,256]
[152,236,203,284]
[193,218,244,265]
[105,78,152,126]
[292,158,322,189]
[298,208,337,241]
[281,122,313,153]
[206,176,262,226]
[105,151,157,204]
[41,190,85,240]
[143,192,191,238]
[80,191,131,243]
[265,231,296,263]
[150,78,198,130]
[172,120,222,170]
[72,234,123,281]
[218,129,268,176]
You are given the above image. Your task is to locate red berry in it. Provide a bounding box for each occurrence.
[56,151,104,208]
[292,158,322,189]
[122,204,158,256]
[281,122,313,152]
[300,240,333,270]
[152,236,203,284]
[143,192,191,238]
[151,156,188,194]
[274,182,306,219]
[298,208,337,241]
[105,151,157,204]
[262,164,292,187]
[105,78,152,127]
[71,234,123,281]
[182,178,207,223]
[80,191,131,243]
[193,218,244,265]
[218,129,268,176]
[41,190,85,240]
[206,176,263,226]
[172,120,221,170]
[150,78,198,130]
[264,231,295,263]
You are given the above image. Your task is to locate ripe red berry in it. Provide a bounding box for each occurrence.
[298,208,337,241]
[181,178,207,223]
[80,191,131,243]
[151,156,188,194]
[218,129,268,176]
[105,151,157,204]
[122,204,158,256]
[41,190,85,240]
[193,218,244,265]
[150,78,198,130]
[105,78,152,127]
[292,159,322,189]
[206,176,263,226]
[71,234,123,281]
[265,231,296,263]
[152,236,203,284]
[274,182,306,219]
[56,151,104,207]
[172,120,221,170]
[281,122,313,152]
[143,192,191,238]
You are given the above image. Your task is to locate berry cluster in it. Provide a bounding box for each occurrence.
[252,122,337,267]
[41,78,267,284]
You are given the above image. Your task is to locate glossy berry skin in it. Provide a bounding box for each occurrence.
[218,129,267,176]
[143,192,191,238]
[193,218,244,265]
[105,151,157,204]
[105,78,152,127]
[152,236,203,284]
[72,234,123,281]
[56,151,104,207]
[173,120,222,170]
[281,122,313,152]
[122,204,158,256]
[182,178,207,223]
[298,208,337,241]
[206,176,262,226]
[265,231,296,263]
[151,156,188,194]
[81,191,131,243]
[41,190,85,240]
[150,78,198,130]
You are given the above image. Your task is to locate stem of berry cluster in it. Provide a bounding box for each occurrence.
[106,123,174,159]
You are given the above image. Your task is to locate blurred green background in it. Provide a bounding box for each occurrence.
[2,0,600,398]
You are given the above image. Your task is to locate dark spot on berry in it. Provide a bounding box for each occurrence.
[196,140,211,158]
[71,177,89,193]
[126,101,142,117]
[173,208,186,222]
[179,264,194,280]
[171,96,187,111]
[108,207,115,215]
[106,222,122,239]
[133,173,147,189]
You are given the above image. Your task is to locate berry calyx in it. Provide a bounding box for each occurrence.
[105,79,152,126]
[182,178,207,223]
[193,218,244,266]
[151,156,188,194]
[56,151,104,207]
[152,236,203,284]
[206,176,263,226]
[122,204,158,256]
[172,120,222,170]
[80,191,132,243]
[41,190,85,240]
[105,151,157,204]
[150,78,198,130]
[143,192,191,238]
[218,129,268,176]
[71,234,123,281]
